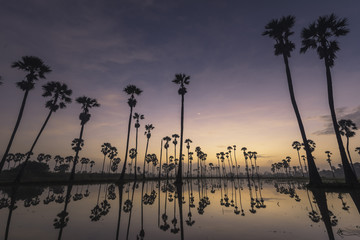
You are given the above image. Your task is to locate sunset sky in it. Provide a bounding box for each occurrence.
[1,0,360,172]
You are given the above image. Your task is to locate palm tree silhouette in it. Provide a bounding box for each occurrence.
[101,143,112,174]
[300,14,358,185]
[133,113,144,179]
[233,145,240,178]
[14,81,72,182]
[163,136,171,179]
[0,56,51,172]
[119,85,142,181]
[301,155,308,174]
[143,124,155,179]
[158,139,163,179]
[89,160,95,173]
[325,151,336,178]
[69,96,100,181]
[184,139,192,177]
[172,73,190,184]
[292,141,304,177]
[338,119,357,174]
[172,134,180,173]
[263,16,322,186]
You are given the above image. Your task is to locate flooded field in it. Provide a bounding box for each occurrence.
[1,179,360,240]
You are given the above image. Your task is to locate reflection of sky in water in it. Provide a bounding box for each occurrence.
[0,180,360,240]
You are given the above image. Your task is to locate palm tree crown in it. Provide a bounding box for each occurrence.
[145,124,155,138]
[12,56,51,91]
[292,141,301,151]
[133,113,144,128]
[300,14,349,67]
[124,84,142,107]
[76,96,100,125]
[42,82,72,112]
[338,119,357,138]
[172,73,190,95]
[262,15,295,57]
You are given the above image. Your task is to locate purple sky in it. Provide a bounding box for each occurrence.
[1,0,360,171]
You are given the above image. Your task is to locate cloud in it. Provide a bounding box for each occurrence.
[313,106,360,135]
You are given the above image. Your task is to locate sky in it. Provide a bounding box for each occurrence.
[1,0,360,172]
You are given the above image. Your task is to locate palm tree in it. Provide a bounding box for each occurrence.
[163,136,171,179]
[233,145,239,178]
[69,96,100,181]
[300,14,358,185]
[325,151,336,178]
[263,16,322,186]
[301,155,308,174]
[185,139,192,177]
[133,113,144,179]
[172,73,190,184]
[338,119,357,173]
[172,134,180,173]
[143,124,155,179]
[292,141,304,177]
[0,56,51,172]
[101,143,112,173]
[89,160,95,173]
[159,139,163,179]
[119,85,142,181]
[14,82,72,182]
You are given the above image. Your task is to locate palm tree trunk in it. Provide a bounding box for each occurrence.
[101,155,106,174]
[346,136,356,175]
[297,150,304,177]
[186,147,189,177]
[311,188,335,240]
[57,183,73,240]
[0,90,29,172]
[142,138,150,179]
[324,60,358,185]
[158,140,163,179]
[125,182,136,240]
[116,184,124,240]
[14,109,54,183]
[176,183,185,240]
[69,123,85,181]
[119,107,133,181]
[283,54,322,186]
[134,127,139,180]
[176,94,185,184]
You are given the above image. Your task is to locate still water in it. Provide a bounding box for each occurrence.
[1,179,360,240]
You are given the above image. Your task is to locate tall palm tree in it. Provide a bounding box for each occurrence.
[101,143,112,174]
[119,85,142,181]
[233,145,239,178]
[338,119,357,173]
[292,141,304,177]
[172,134,180,172]
[300,14,357,185]
[0,56,51,172]
[14,81,72,182]
[142,124,155,179]
[185,139,192,177]
[172,73,190,184]
[159,139,163,179]
[133,113,144,180]
[69,96,100,181]
[263,16,322,186]
[325,151,336,178]
[163,136,171,179]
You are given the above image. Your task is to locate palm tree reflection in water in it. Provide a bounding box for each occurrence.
[5,179,360,240]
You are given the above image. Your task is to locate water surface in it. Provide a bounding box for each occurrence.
[1,179,360,240]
